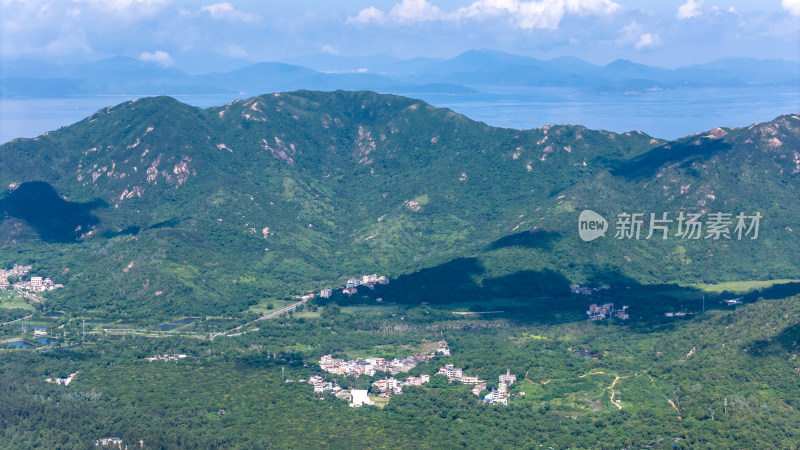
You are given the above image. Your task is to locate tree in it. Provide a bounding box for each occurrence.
[322,304,340,319]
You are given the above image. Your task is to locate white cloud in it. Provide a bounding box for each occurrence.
[346,6,385,24]
[348,0,620,29]
[564,0,621,14]
[201,2,259,22]
[461,0,621,29]
[783,0,800,16]
[516,1,567,30]
[347,0,444,25]
[390,0,444,23]
[635,32,660,50]
[677,0,702,19]
[82,0,170,19]
[452,0,519,20]
[139,50,174,67]
[616,20,660,51]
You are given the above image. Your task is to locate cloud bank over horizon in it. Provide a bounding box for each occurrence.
[0,0,797,71]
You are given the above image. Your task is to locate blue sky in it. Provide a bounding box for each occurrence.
[1,0,798,71]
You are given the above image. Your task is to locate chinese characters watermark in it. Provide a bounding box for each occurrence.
[579,210,762,242]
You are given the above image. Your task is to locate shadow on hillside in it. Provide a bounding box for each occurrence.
[100,217,185,238]
[324,254,800,328]
[0,181,106,242]
[749,322,800,357]
[101,226,141,238]
[611,139,732,179]
[487,228,560,250]
[149,217,182,230]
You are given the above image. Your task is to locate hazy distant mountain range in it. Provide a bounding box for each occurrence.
[2,49,798,98]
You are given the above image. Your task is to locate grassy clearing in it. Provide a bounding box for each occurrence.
[370,396,390,408]
[347,343,423,360]
[518,332,547,341]
[0,300,35,311]
[340,305,399,314]
[691,279,800,294]
[430,298,527,311]
[249,299,301,314]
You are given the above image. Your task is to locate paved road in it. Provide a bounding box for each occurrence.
[258,299,307,320]
[23,292,42,304]
[1,313,33,326]
[214,298,308,338]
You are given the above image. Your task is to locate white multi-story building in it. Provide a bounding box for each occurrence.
[498,369,516,385]
[350,389,374,407]
[438,364,463,380]
[460,376,483,385]
[359,274,377,284]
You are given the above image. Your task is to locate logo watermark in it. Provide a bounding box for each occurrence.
[578,210,608,242]
[578,210,762,241]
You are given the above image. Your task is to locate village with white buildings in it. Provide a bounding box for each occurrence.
[437,364,520,405]
[0,264,64,294]
[571,284,611,296]
[316,273,390,298]
[308,343,447,407]
[586,303,630,321]
[317,340,449,379]
[569,285,631,321]
[305,340,521,407]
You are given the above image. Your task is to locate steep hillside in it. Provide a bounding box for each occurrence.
[0,91,796,319]
[459,114,800,293]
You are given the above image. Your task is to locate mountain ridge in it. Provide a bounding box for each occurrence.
[0,90,797,319]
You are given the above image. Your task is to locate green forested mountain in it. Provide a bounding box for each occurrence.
[2,91,800,449]
[0,91,797,319]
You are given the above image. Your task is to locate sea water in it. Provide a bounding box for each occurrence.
[1,87,798,144]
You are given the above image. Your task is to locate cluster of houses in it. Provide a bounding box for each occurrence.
[317,274,390,298]
[319,342,448,377]
[95,437,123,447]
[310,366,519,407]
[0,264,63,292]
[310,342,520,407]
[586,303,629,321]
[482,370,519,406]
[308,374,342,395]
[147,354,187,362]
[571,285,611,295]
[307,368,433,407]
[310,342,448,406]
[371,374,430,396]
[303,379,379,408]
[438,365,519,405]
